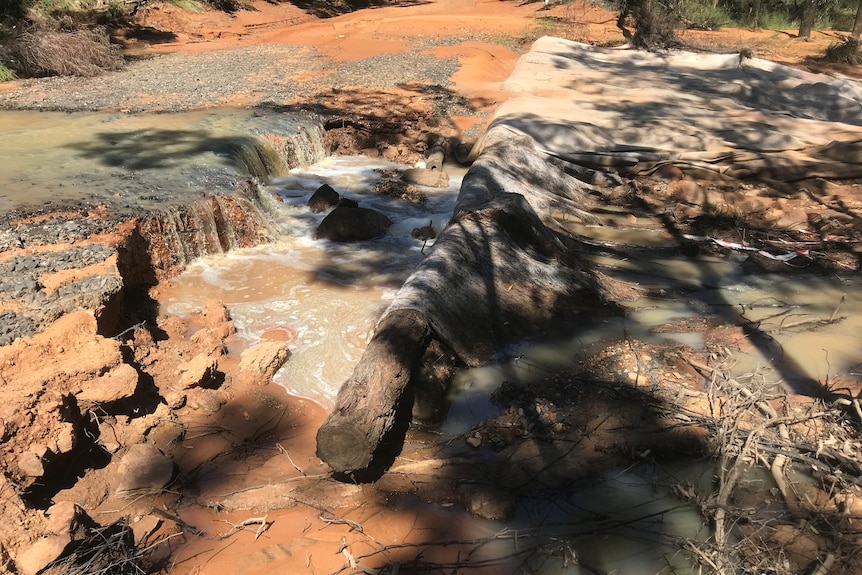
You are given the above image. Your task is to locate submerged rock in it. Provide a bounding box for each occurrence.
[315,207,392,242]
[402,167,449,188]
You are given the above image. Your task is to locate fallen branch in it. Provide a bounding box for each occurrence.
[316,309,431,473]
[149,507,206,538]
[218,515,270,540]
[277,442,306,475]
[765,295,846,334]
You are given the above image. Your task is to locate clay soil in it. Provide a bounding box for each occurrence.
[2,1,862,574]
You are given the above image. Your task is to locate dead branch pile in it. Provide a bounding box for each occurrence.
[681,353,862,575]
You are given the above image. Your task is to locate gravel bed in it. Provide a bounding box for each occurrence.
[2,244,115,275]
[0,40,468,113]
[0,214,121,251]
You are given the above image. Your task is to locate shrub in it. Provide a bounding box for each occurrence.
[620,0,682,49]
[758,9,796,30]
[824,38,862,65]
[204,0,242,12]
[25,0,127,21]
[7,24,124,77]
[679,0,729,30]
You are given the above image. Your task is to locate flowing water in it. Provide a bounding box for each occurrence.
[0,108,324,213]
[163,155,461,405]
[156,156,711,572]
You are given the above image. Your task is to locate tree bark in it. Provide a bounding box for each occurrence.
[751,0,762,29]
[426,139,446,171]
[852,0,862,39]
[315,309,431,474]
[798,0,817,39]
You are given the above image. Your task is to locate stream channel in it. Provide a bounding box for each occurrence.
[4,108,862,573]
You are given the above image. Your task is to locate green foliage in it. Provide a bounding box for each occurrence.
[678,0,730,29]
[26,0,127,20]
[619,0,862,35]
[164,0,204,11]
[1,0,33,22]
[530,15,564,38]
[202,0,242,13]
[0,63,17,81]
[711,0,859,31]
[491,33,521,51]
[816,0,858,29]
[758,8,796,28]
[617,0,682,49]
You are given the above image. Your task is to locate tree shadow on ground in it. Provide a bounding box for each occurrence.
[114,26,178,47]
[266,0,430,18]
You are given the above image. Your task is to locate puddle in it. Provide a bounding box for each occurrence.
[508,464,710,574]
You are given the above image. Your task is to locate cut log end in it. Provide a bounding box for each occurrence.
[315,420,374,473]
[316,309,431,475]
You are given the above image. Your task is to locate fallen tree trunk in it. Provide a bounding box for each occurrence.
[315,309,430,474]
[316,126,612,475]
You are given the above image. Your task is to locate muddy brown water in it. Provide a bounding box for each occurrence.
[160,152,862,573]
[0,109,324,213]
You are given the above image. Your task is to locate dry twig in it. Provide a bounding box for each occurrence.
[218,515,271,540]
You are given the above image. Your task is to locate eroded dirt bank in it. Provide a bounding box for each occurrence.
[2,0,862,573]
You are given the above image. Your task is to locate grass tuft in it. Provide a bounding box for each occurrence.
[26,0,126,20]
[0,63,16,81]
[823,38,862,65]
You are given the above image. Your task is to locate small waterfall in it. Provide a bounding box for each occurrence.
[262,124,328,171]
[225,136,286,181]
[138,117,329,279]
[140,181,282,279]
[222,123,328,182]
[189,197,226,254]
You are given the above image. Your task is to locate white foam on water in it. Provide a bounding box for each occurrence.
[162,155,461,406]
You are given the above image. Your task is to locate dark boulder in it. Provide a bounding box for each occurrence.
[308,184,340,213]
[315,207,393,242]
[336,197,359,208]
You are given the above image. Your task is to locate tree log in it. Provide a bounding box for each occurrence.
[316,126,609,476]
[426,139,446,171]
[315,309,430,474]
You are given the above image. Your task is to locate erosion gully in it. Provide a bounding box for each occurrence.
[2,108,861,574]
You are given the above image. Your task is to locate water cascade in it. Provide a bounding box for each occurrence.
[163,155,462,405]
[0,108,329,341]
[221,123,328,182]
[0,108,327,213]
[140,180,288,278]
